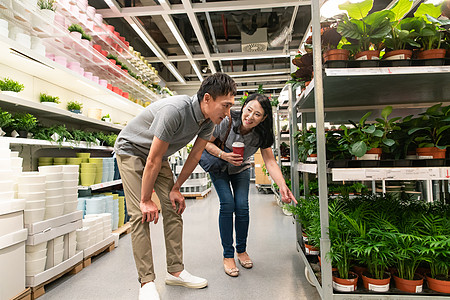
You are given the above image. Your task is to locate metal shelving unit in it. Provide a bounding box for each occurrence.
[288,1,450,299]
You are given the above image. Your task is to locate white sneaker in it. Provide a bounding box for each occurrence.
[139,282,160,300]
[165,270,208,289]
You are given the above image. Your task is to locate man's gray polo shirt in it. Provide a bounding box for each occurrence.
[114,94,215,160]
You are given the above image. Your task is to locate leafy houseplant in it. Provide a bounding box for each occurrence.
[68,24,84,34]
[102,114,111,122]
[407,104,450,158]
[37,0,55,11]
[0,108,13,134]
[40,93,60,107]
[14,113,37,138]
[0,78,25,94]
[295,127,317,162]
[81,32,92,41]
[337,0,394,60]
[67,101,82,113]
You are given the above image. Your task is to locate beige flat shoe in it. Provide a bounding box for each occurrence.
[224,264,239,277]
[238,258,253,269]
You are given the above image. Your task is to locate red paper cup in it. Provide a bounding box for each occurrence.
[232,142,244,157]
[122,92,129,99]
[93,44,101,52]
[100,50,108,57]
[107,84,113,90]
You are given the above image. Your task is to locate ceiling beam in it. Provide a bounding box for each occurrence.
[181,0,217,74]
[146,50,291,63]
[97,0,310,18]
[227,68,290,78]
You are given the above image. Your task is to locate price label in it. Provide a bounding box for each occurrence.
[333,282,355,292]
[368,283,389,292]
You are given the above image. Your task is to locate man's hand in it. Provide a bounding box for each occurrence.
[170,188,186,215]
[223,152,243,166]
[280,185,298,204]
[140,200,159,224]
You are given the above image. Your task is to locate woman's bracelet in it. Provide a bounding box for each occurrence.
[218,150,223,158]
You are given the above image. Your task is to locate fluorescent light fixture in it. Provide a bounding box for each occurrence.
[167,64,186,84]
[76,79,99,92]
[192,64,203,82]
[130,23,163,58]
[229,70,289,78]
[104,0,114,5]
[166,20,191,57]
[320,0,366,18]
[218,53,289,60]
[159,0,166,3]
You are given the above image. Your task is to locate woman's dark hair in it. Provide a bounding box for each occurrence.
[197,73,237,101]
[232,93,274,149]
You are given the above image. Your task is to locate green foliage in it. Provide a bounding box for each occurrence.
[37,0,55,11]
[0,108,13,128]
[337,0,395,52]
[14,113,37,131]
[67,101,82,111]
[39,93,60,103]
[0,78,25,92]
[407,104,450,149]
[68,24,84,34]
[295,127,316,162]
[257,84,264,94]
[101,114,111,121]
[106,54,118,61]
[81,32,92,41]
[384,17,422,50]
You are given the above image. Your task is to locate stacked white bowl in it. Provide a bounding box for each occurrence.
[53,236,64,265]
[84,214,104,243]
[10,151,23,198]
[18,172,46,224]
[66,231,77,257]
[99,213,112,237]
[25,242,47,276]
[39,166,64,220]
[82,218,98,247]
[76,227,89,250]
[62,165,79,214]
[85,196,106,214]
[102,157,115,182]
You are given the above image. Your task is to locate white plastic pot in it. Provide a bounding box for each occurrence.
[25,200,46,210]
[45,180,63,190]
[26,242,47,253]
[44,204,64,219]
[18,191,46,201]
[45,195,64,206]
[26,249,47,261]
[26,256,47,276]
[24,208,45,224]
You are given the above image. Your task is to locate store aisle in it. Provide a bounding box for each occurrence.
[40,184,320,300]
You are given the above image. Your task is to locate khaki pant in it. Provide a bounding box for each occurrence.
[116,154,184,283]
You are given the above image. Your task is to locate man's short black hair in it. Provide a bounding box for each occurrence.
[197,73,237,101]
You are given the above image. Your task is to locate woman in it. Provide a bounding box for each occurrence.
[202,93,297,277]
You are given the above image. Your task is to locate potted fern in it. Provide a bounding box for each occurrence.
[0,108,13,136]
[14,113,37,138]
[0,78,25,96]
[40,93,60,107]
[67,101,82,113]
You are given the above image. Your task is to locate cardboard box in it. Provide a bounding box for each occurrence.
[254,150,272,185]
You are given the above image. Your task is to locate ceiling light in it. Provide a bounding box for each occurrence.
[166,20,191,57]
[229,70,289,78]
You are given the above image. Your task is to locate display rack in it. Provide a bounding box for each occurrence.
[289,64,450,298]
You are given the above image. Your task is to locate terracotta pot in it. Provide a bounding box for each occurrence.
[362,272,391,292]
[417,49,446,59]
[394,274,423,293]
[355,50,380,61]
[304,243,320,255]
[416,147,446,159]
[357,147,382,160]
[426,274,450,294]
[305,81,311,87]
[333,271,359,292]
[383,49,413,60]
[323,49,349,62]
[318,256,338,272]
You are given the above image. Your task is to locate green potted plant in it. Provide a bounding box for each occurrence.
[39,93,60,107]
[407,103,450,159]
[413,2,449,60]
[321,24,349,63]
[0,77,25,96]
[101,114,111,123]
[34,0,56,32]
[14,113,38,138]
[0,108,13,136]
[68,24,84,40]
[295,127,317,162]
[337,0,394,64]
[67,101,82,113]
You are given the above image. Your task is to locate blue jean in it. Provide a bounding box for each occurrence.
[210,169,251,258]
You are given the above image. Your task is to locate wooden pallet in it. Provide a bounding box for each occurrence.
[83,241,115,268]
[182,187,212,200]
[10,288,31,300]
[112,222,131,237]
[31,263,83,299]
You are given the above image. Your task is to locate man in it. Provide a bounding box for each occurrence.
[114,73,236,300]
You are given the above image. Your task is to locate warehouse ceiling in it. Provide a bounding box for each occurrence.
[89,0,311,97]
[90,0,398,97]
